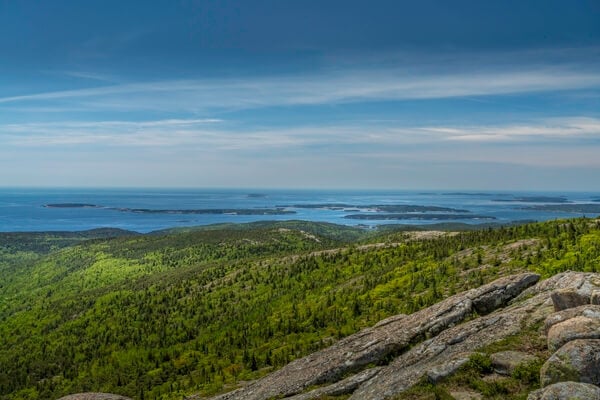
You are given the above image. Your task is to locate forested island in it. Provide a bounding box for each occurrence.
[44,204,296,215]
[345,213,495,220]
[521,204,600,213]
[278,204,469,212]
[45,203,101,208]
[493,196,570,203]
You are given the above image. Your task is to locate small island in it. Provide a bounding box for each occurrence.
[493,196,570,203]
[118,207,295,215]
[441,192,502,196]
[44,203,101,208]
[278,204,469,213]
[344,213,495,220]
[520,204,600,213]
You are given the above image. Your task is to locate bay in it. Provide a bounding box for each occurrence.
[0,188,599,233]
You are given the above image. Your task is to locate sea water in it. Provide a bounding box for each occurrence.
[0,188,598,233]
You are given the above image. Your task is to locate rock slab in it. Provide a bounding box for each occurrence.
[285,367,383,400]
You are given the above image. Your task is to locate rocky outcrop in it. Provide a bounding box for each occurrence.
[525,281,600,398]
[207,273,539,400]
[57,394,131,400]
[528,381,600,400]
[204,272,600,400]
[541,339,600,387]
[350,277,549,400]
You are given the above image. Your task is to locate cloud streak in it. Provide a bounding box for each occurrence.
[2,117,599,149]
[421,117,600,142]
[2,66,600,115]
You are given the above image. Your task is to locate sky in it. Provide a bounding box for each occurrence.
[1,0,600,190]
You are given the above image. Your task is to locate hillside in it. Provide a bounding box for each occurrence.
[1,218,600,399]
[203,271,600,400]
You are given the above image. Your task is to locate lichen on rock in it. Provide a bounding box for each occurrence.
[540,339,600,387]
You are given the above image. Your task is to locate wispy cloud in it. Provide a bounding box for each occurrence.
[0,119,223,147]
[3,116,599,149]
[59,70,119,83]
[2,66,600,114]
[421,117,600,142]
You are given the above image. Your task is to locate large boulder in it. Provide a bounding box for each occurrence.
[546,316,600,352]
[550,289,590,311]
[540,339,600,387]
[544,305,600,334]
[527,381,600,400]
[471,273,540,314]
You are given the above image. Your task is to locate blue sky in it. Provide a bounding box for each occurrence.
[1,0,600,190]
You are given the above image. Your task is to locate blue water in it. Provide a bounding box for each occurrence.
[0,188,599,233]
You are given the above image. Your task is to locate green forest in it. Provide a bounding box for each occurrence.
[1,218,600,400]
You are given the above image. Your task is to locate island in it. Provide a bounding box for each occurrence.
[441,192,503,196]
[277,204,469,213]
[493,196,570,203]
[44,203,101,208]
[44,203,295,215]
[519,204,600,213]
[116,207,295,215]
[344,213,495,220]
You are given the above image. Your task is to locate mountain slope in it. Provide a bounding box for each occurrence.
[1,219,599,399]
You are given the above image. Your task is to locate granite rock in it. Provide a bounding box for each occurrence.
[540,339,600,387]
[490,351,539,376]
[527,381,600,400]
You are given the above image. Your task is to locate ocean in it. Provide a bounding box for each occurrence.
[0,188,599,233]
